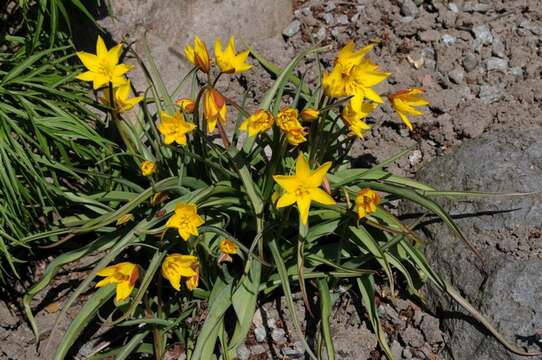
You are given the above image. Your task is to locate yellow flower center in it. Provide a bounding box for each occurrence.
[295,187,310,198]
[97,59,115,77]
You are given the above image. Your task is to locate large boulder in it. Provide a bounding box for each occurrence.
[94,0,294,92]
[405,128,542,359]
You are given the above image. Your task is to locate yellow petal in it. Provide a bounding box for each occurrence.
[276,192,296,208]
[295,153,311,179]
[398,112,413,130]
[76,52,99,71]
[297,197,312,225]
[107,43,123,65]
[76,71,96,82]
[309,188,336,205]
[96,35,108,58]
[273,175,301,193]
[305,161,332,188]
[115,281,134,302]
[96,264,119,277]
[95,277,117,288]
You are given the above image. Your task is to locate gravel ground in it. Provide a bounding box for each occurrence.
[238,0,542,176]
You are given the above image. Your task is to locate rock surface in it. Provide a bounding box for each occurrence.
[405,128,542,359]
[95,0,293,92]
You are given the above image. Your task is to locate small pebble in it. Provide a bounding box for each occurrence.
[472,24,493,51]
[441,34,456,45]
[448,2,459,13]
[254,326,267,342]
[449,68,465,84]
[509,67,523,77]
[282,20,301,38]
[325,2,336,12]
[315,27,327,41]
[479,85,503,104]
[323,13,335,26]
[463,53,479,72]
[337,14,349,25]
[271,328,287,344]
[401,0,419,17]
[237,344,250,360]
[491,37,506,58]
[487,57,508,72]
[409,150,423,166]
[250,344,266,355]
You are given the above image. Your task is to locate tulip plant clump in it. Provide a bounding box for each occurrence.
[24,35,535,360]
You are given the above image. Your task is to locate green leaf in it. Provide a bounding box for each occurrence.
[53,285,115,360]
[318,279,335,360]
[356,275,394,360]
[191,277,233,359]
[269,238,317,359]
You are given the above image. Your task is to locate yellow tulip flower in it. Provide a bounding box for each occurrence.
[214,36,252,73]
[300,108,320,122]
[76,35,132,90]
[239,110,274,136]
[342,101,377,139]
[184,35,211,73]
[176,98,195,113]
[95,262,139,302]
[355,188,380,219]
[273,153,336,225]
[140,160,156,176]
[157,111,196,145]
[203,88,227,133]
[161,254,199,291]
[100,81,143,113]
[388,88,429,130]
[165,203,204,241]
[219,239,238,255]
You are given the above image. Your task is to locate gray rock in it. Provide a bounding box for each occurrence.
[95,0,293,92]
[254,325,267,342]
[441,34,456,46]
[519,20,542,36]
[448,3,459,13]
[472,24,493,51]
[409,149,423,166]
[423,47,436,70]
[391,340,403,359]
[323,13,335,26]
[420,314,444,344]
[250,344,266,355]
[479,84,503,104]
[406,128,542,359]
[487,57,508,72]
[492,37,506,58]
[271,327,287,344]
[401,0,419,18]
[448,68,465,84]
[509,67,524,77]
[283,19,301,38]
[401,326,425,348]
[463,2,491,13]
[420,29,440,42]
[237,344,251,360]
[325,2,336,12]
[315,27,327,42]
[463,53,479,72]
[337,14,350,25]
